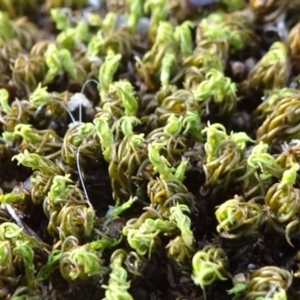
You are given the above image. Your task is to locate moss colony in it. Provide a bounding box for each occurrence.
[1,0,300,299]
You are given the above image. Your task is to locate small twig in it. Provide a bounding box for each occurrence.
[1,203,44,243]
